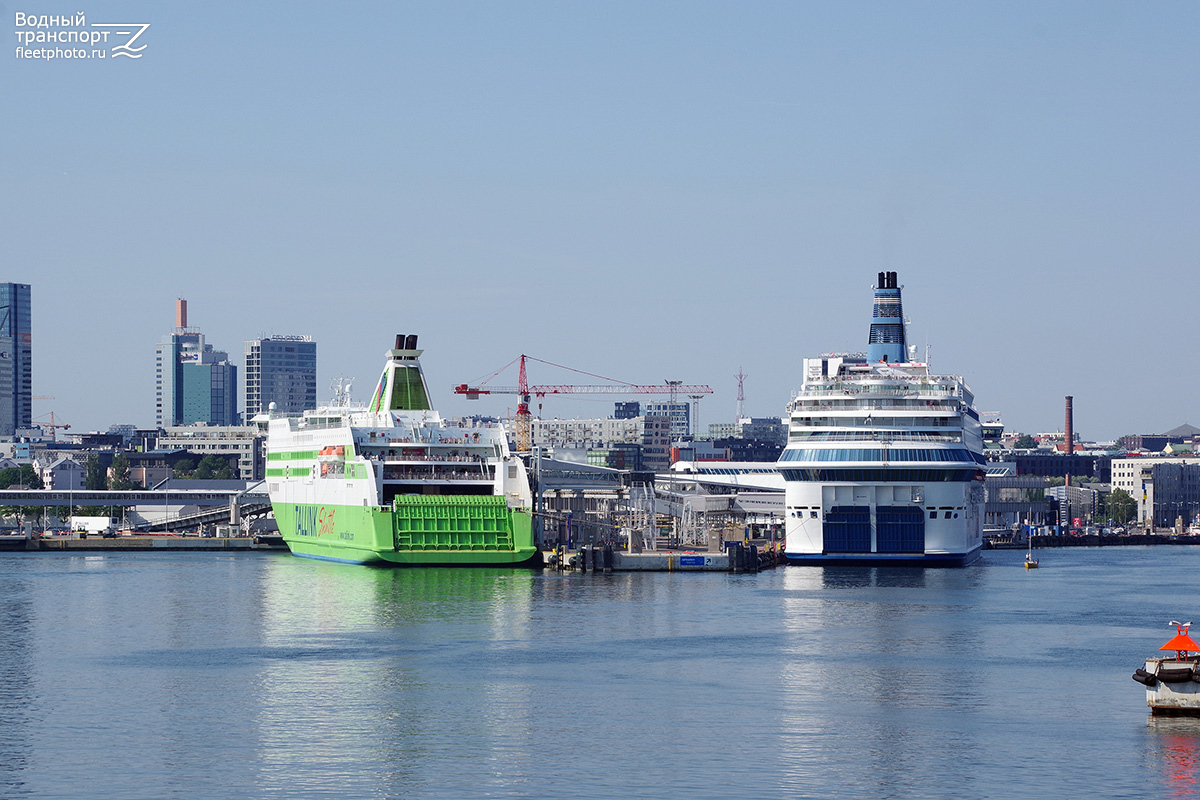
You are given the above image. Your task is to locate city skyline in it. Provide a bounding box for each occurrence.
[0,277,1191,445]
[3,2,1196,440]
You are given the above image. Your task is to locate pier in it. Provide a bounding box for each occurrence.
[0,533,287,552]
[545,541,781,573]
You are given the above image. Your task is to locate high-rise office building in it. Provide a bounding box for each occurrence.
[155,299,237,428]
[643,401,690,439]
[243,335,317,417]
[0,283,32,437]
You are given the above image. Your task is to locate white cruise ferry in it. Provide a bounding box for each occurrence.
[779,272,986,566]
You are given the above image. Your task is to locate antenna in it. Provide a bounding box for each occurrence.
[735,367,746,422]
[330,376,355,407]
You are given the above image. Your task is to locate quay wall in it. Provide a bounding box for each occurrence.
[3,537,286,552]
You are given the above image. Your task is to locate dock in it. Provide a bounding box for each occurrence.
[545,542,781,573]
[0,534,288,552]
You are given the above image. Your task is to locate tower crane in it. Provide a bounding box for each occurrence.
[454,355,713,452]
[33,410,70,443]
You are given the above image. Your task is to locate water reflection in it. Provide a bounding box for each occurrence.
[0,568,34,798]
[777,565,983,797]
[821,566,928,590]
[1148,717,1200,799]
[254,561,542,797]
[7,548,1200,798]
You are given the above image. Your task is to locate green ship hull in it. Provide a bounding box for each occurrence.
[274,495,539,567]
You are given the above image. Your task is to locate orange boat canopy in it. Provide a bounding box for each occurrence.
[1160,633,1200,653]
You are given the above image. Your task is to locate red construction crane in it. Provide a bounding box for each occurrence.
[454,355,713,452]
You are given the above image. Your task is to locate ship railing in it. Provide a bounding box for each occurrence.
[359,435,495,446]
[801,385,960,399]
[300,419,349,431]
[787,431,963,443]
[381,467,493,481]
[794,399,963,411]
[788,419,963,430]
[369,454,488,464]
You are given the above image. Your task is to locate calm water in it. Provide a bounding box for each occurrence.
[1,547,1197,799]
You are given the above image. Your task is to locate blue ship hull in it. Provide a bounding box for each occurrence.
[784,545,982,568]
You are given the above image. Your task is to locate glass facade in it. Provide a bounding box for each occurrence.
[156,328,236,427]
[0,283,32,436]
[243,336,317,416]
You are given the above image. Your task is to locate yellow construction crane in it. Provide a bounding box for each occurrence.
[33,410,70,443]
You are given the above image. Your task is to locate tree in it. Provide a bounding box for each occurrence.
[0,465,43,489]
[172,455,234,481]
[1045,475,1094,488]
[193,455,233,481]
[109,453,137,490]
[1105,488,1136,525]
[1013,434,1037,449]
[85,454,108,490]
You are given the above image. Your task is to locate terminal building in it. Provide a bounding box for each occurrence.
[157,425,264,481]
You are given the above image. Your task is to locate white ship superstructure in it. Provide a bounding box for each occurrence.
[261,334,538,566]
[779,272,985,566]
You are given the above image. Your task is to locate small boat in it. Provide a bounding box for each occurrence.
[1132,621,1200,715]
[1024,536,1039,569]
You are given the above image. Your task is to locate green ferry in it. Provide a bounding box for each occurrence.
[262,335,540,566]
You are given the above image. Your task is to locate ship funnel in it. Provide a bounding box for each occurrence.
[372,335,431,412]
[867,272,907,363]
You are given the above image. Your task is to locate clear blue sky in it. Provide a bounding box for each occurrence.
[3,1,1197,442]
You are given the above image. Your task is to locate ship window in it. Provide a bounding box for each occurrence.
[930,510,937,519]
[943,511,951,519]
[810,511,818,518]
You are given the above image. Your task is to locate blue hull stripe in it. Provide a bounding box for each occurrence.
[290,551,376,566]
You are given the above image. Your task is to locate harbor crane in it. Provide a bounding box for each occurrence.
[454,355,713,452]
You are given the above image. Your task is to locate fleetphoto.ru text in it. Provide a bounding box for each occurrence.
[14,11,149,60]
